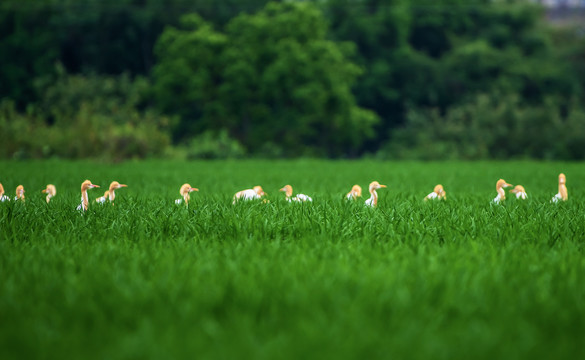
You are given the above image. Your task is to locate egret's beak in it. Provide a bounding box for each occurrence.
[380,184,387,188]
[42,189,46,193]
[91,184,100,188]
[120,184,128,188]
[191,188,199,192]
[279,188,286,192]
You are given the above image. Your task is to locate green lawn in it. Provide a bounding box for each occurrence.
[1,160,585,360]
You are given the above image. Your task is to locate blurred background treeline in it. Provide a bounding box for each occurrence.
[1,0,584,161]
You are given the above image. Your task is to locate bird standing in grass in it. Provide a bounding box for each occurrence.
[493,179,513,204]
[42,184,57,203]
[77,180,100,211]
[175,183,198,206]
[365,181,386,207]
[551,173,568,203]
[0,183,9,202]
[280,185,312,202]
[424,184,446,201]
[96,181,128,205]
[510,185,527,200]
[14,185,25,202]
[346,185,362,200]
[233,186,266,204]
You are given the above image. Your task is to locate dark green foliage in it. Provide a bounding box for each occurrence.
[385,93,585,160]
[1,0,585,159]
[153,2,379,156]
[186,129,246,159]
[1,160,585,359]
[0,70,170,160]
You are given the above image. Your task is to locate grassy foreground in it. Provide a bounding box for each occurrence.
[1,159,585,360]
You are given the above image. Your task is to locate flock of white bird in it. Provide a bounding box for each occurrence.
[0,173,569,211]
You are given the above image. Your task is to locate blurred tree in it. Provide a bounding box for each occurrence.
[153,2,378,156]
[0,0,273,108]
[323,0,582,153]
[0,0,58,107]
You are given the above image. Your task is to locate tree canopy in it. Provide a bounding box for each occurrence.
[153,2,379,156]
[1,0,584,159]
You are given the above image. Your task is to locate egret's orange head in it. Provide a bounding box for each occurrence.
[253,186,266,196]
[81,180,100,192]
[279,185,293,197]
[369,181,387,192]
[496,179,512,189]
[109,181,128,191]
[180,183,198,196]
[510,185,525,194]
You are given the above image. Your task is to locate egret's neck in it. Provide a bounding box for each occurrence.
[109,189,116,201]
[369,190,378,206]
[82,190,89,210]
[497,187,506,199]
[559,183,568,199]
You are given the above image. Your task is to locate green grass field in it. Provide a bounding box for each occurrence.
[1,159,585,360]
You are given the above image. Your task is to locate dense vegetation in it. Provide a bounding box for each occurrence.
[1,160,585,359]
[1,0,585,159]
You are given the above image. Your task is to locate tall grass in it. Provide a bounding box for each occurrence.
[1,160,584,360]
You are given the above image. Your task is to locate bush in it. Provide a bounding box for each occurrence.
[382,93,585,160]
[186,129,246,160]
[0,70,171,161]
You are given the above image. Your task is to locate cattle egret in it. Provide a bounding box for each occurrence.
[42,184,57,203]
[0,183,9,202]
[175,183,198,206]
[551,173,568,203]
[233,186,266,204]
[96,181,128,205]
[424,184,446,201]
[14,185,25,202]
[77,180,100,211]
[493,179,513,203]
[346,185,362,200]
[365,181,387,207]
[280,184,312,202]
[509,185,527,200]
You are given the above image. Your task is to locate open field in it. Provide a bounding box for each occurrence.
[1,159,585,360]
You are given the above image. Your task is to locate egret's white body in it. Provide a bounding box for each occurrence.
[510,185,527,200]
[291,193,312,202]
[424,184,446,201]
[233,186,266,204]
[515,191,528,200]
[239,189,261,200]
[426,192,439,200]
[280,185,312,202]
